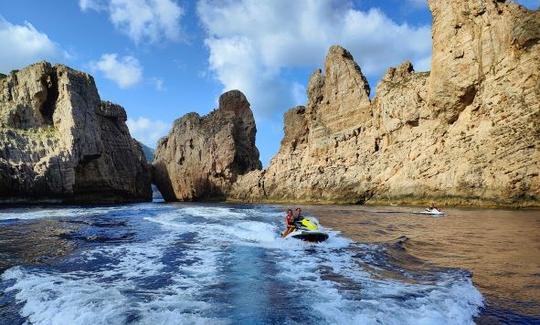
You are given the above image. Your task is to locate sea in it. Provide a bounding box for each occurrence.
[0,200,538,324]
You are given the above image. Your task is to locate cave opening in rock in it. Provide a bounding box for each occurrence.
[151,184,165,202]
[40,72,59,124]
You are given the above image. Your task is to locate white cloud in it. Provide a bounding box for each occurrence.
[80,0,184,44]
[0,18,65,73]
[90,53,143,88]
[79,0,106,11]
[197,0,432,116]
[204,36,293,120]
[127,117,170,147]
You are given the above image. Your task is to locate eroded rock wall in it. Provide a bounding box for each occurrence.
[231,0,539,207]
[0,62,152,203]
[152,90,261,201]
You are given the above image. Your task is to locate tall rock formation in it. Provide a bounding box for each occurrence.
[152,90,262,201]
[231,0,539,207]
[0,62,152,203]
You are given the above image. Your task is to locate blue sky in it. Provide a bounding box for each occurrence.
[1,0,538,166]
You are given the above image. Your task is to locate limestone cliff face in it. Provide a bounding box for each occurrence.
[152,90,262,201]
[0,62,152,203]
[231,0,539,207]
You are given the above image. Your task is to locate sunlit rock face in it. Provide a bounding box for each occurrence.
[0,62,152,203]
[152,90,262,201]
[231,1,540,207]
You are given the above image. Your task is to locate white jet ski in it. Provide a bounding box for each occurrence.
[415,208,445,216]
[284,217,329,242]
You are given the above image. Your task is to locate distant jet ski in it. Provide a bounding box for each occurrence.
[284,217,329,242]
[415,208,445,216]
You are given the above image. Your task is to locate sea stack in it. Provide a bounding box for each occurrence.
[230,0,540,207]
[152,90,262,201]
[0,62,152,203]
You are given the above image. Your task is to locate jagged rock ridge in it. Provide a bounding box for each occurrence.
[230,0,539,207]
[0,62,152,203]
[152,90,262,201]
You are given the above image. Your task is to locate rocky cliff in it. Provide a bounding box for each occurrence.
[0,62,152,203]
[230,0,539,207]
[152,90,261,201]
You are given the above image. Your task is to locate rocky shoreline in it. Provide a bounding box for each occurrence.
[226,195,540,209]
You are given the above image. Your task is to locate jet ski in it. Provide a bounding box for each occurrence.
[284,217,329,242]
[415,208,445,216]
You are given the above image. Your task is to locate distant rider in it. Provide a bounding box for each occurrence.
[281,209,295,237]
[428,202,439,212]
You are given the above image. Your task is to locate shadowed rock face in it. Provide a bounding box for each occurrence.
[0,62,152,203]
[152,90,262,201]
[230,1,540,207]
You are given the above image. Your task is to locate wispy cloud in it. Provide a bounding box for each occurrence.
[79,0,106,11]
[149,77,164,91]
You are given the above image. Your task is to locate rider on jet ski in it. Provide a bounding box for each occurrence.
[293,208,303,223]
[426,202,442,213]
[281,209,295,237]
[281,208,305,237]
[281,207,328,242]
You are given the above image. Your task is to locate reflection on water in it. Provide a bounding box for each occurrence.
[304,205,540,319]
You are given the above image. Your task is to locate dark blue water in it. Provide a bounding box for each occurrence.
[0,203,516,324]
